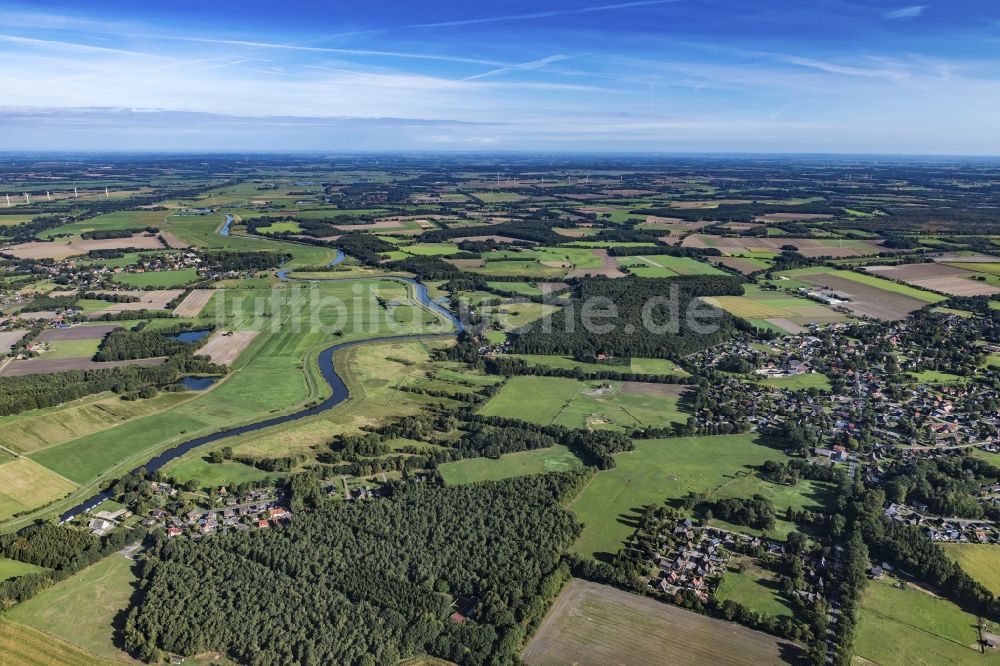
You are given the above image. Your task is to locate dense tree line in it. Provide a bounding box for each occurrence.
[200,250,288,271]
[124,472,592,665]
[80,227,158,240]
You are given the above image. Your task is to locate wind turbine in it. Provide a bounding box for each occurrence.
[105,186,110,198]
[23,192,29,204]
[46,191,51,201]
[5,194,10,208]
[73,186,78,198]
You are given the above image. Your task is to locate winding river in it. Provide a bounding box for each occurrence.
[59,217,460,522]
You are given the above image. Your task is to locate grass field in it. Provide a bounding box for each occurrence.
[504,354,689,376]
[438,445,584,485]
[41,339,101,360]
[618,255,727,278]
[477,376,688,432]
[0,619,115,666]
[7,554,138,662]
[854,577,997,666]
[759,372,831,391]
[0,392,192,454]
[0,458,77,521]
[0,557,47,582]
[940,544,1000,596]
[39,210,169,239]
[522,578,799,666]
[113,267,199,288]
[568,434,831,559]
[164,455,273,490]
[701,285,845,333]
[715,557,793,619]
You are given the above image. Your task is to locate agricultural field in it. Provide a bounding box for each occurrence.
[522,579,800,666]
[112,267,200,288]
[700,284,846,333]
[854,577,998,666]
[866,263,1000,297]
[616,255,727,278]
[438,445,584,485]
[7,554,138,662]
[0,458,78,520]
[0,619,114,666]
[477,376,689,432]
[568,434,831,558]
[681,234,892,258]
[940,544,1000,596]
[503,353,689,376]
[776,267,945,320]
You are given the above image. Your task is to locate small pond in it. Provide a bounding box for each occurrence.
[180,376,221,390]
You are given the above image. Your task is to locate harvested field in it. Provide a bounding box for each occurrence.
[795,271,928,320]
[537,282,570,294]
[865,263,1000,297]
[0,356,165,377]
[552,228,590,238]
[37,325,117,342]
[711,256,769,274]
[197,330,259,365]
[522,579,800,666]
[12,310,61,321]
[765,318,806,334]
[82,289,184,315]
[566,248,626,279]
[172,289,215,317]
[682,234,894,258]
[331,219,404,231]
[4,233,165,260]
[620,382,689,397]
[0,458,77,521]
[159,230,190,248]
[0,619,111,666]
[932,252,1000,263]
[0,330,27,353]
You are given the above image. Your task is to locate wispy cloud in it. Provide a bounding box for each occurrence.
[461,54,571,81]
[413,0,680,29]
[884,5,928,20]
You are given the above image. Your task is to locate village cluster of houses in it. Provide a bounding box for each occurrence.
[884,502,1000,544]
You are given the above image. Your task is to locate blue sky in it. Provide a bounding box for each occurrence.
[1,1,998,153]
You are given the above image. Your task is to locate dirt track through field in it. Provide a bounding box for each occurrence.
[522,579,799,666]
[566,248,627,279]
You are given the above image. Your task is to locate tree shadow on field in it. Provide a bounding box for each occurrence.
[112,558,144,656]
[593,551,618,564]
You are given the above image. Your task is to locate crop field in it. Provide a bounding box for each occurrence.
[477,376,689,432]
[866,263,1000,297]
[617,255,727,278]
[6,233,166,260]
[7,554,138,662]
[0,458,77,520]
[522,579,799,666]
[438,445,584,485]
[709,255,773,275]
[0,557,47,582]
[0,391,193,454]
[568,434,831,558]
[700,284,846,333]
[197,330,260,365]
[0,356,165,378]
[0,329,28,353]
[854,577,996,666]
[783,268,945,320]
[0,619,112,666]
[681,234,892,258]
[940,544,1000,595]
[172,288,215,316]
